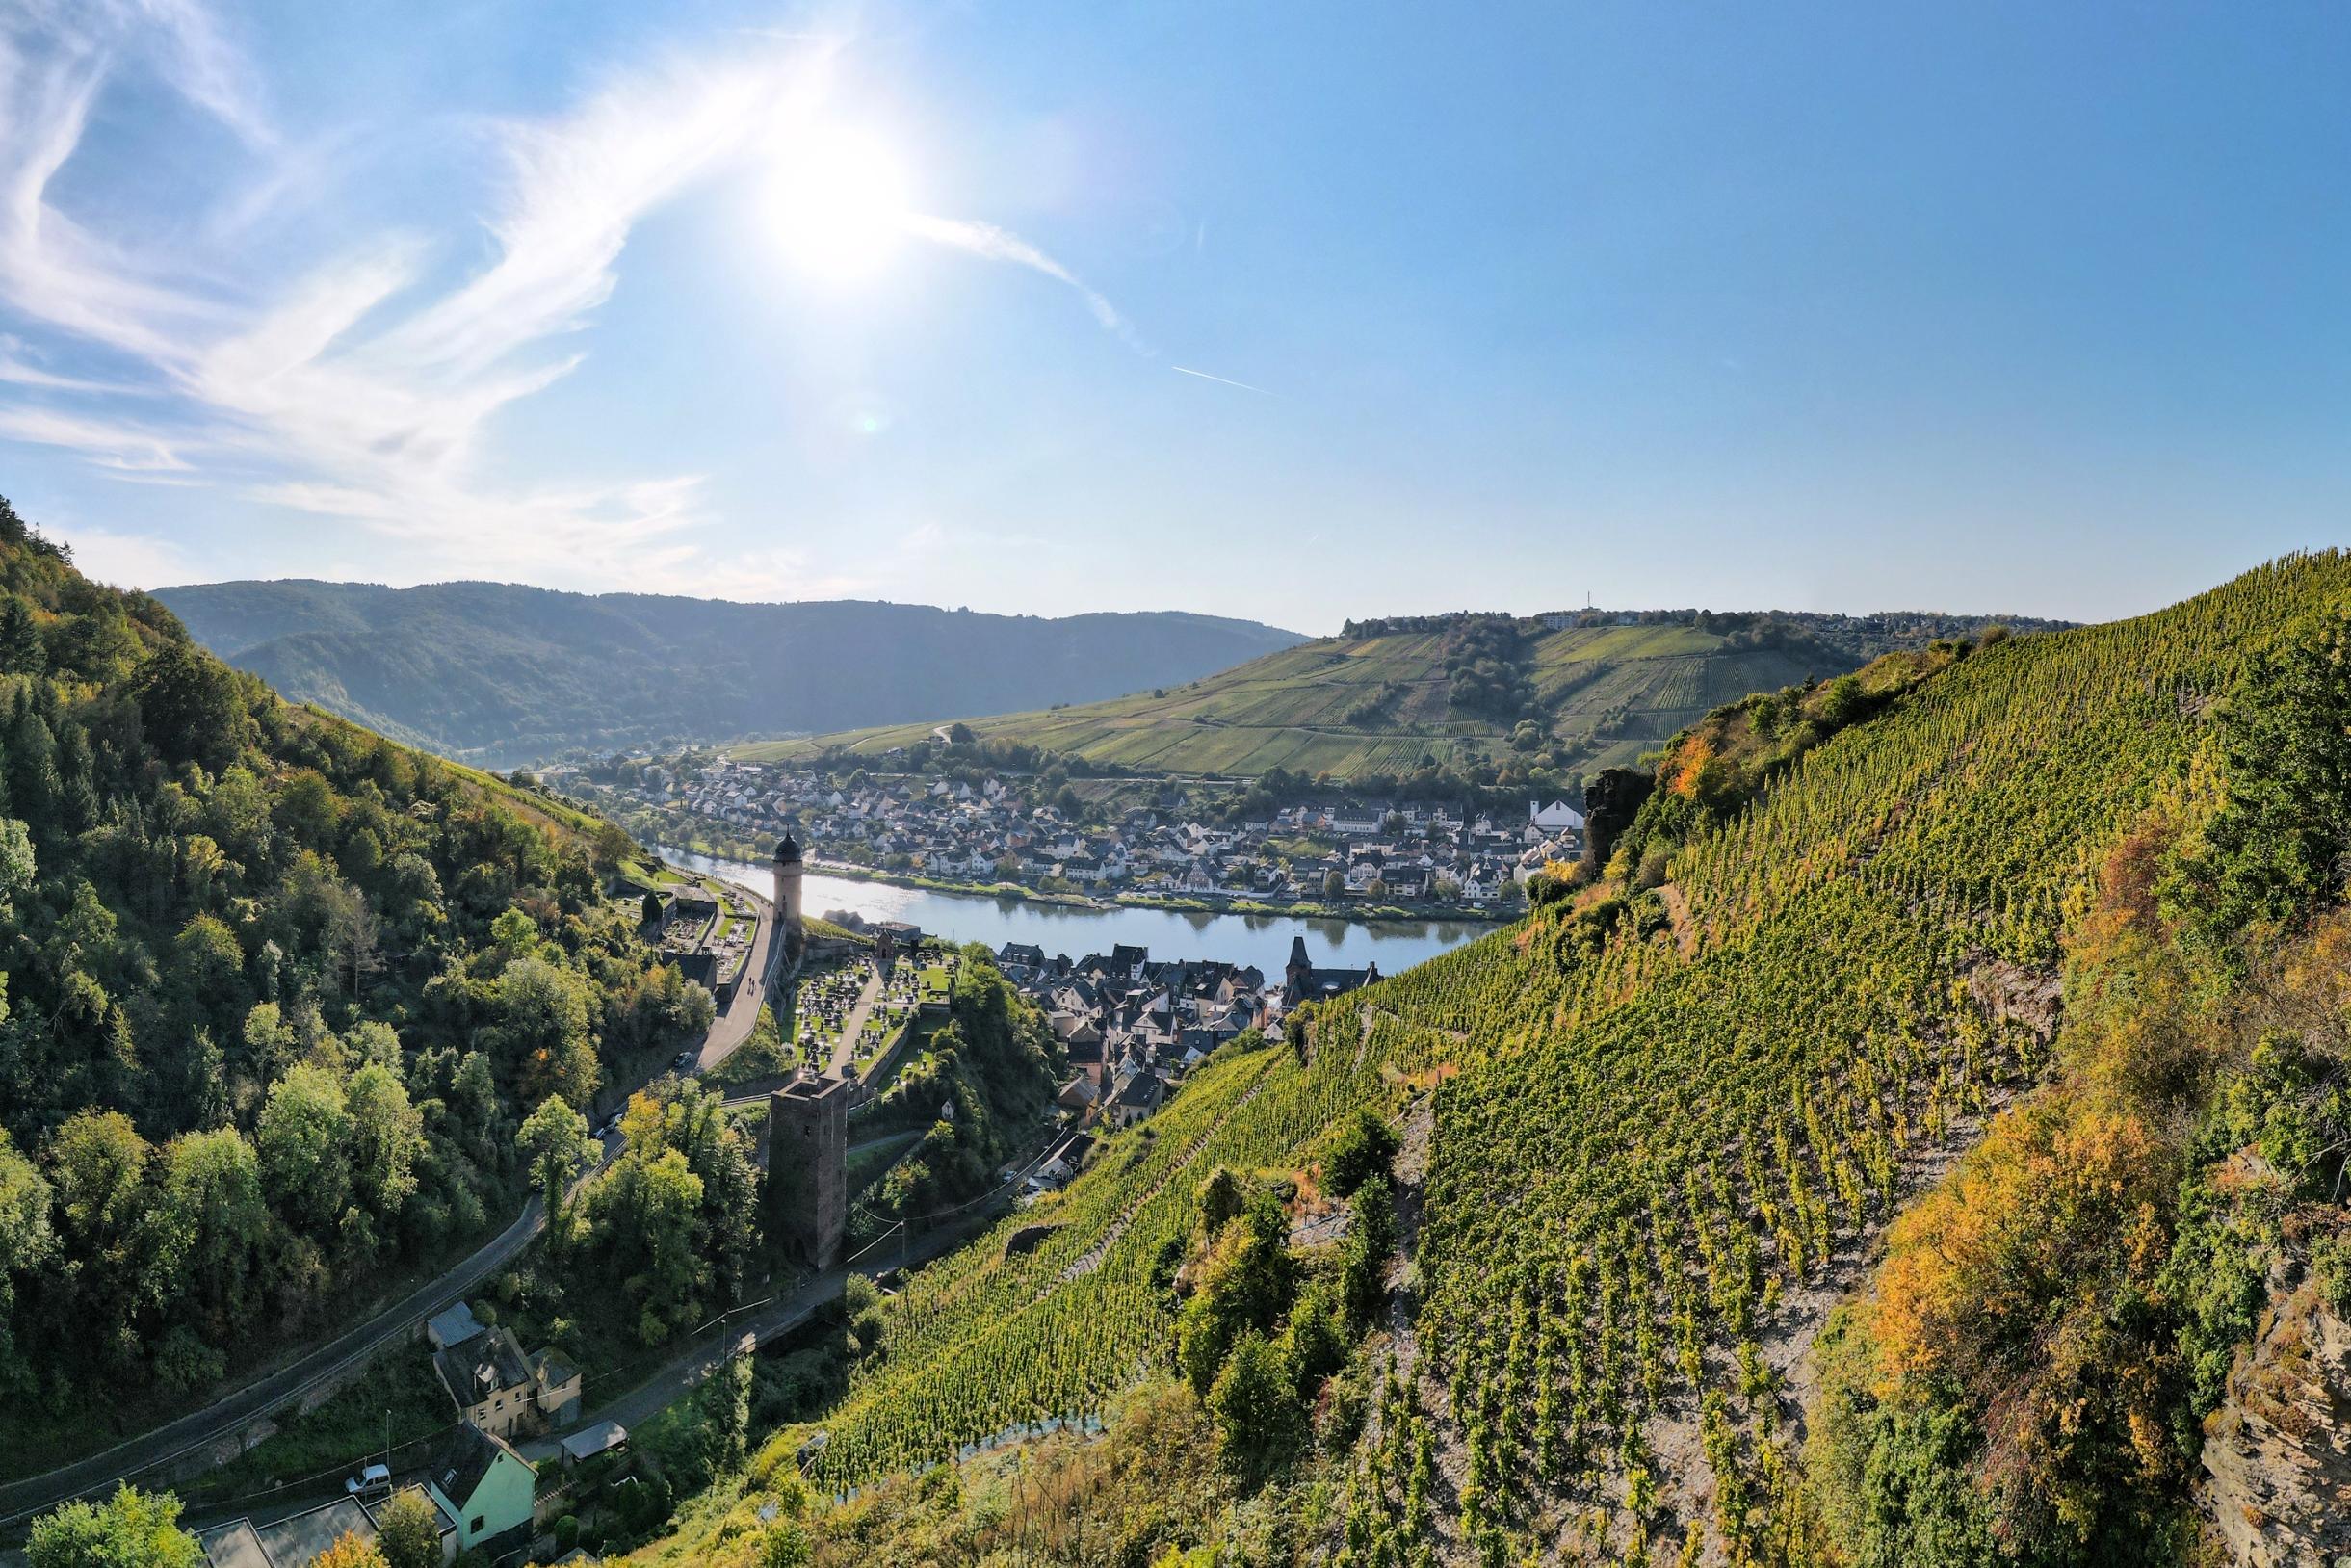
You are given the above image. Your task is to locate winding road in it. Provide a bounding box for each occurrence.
[0,883,786,1531]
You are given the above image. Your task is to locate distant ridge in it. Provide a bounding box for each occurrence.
[747,605,2070,782]
[155,579,1307,767]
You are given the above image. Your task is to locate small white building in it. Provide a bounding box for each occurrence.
[1530,799,1586,833]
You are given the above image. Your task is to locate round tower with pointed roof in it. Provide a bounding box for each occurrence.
[773,832,805,965]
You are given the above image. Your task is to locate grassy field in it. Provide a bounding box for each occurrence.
[737,621,1875,780]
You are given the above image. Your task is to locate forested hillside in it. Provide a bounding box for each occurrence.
[0,505,715,1469]
[748,608,2060,785]
[154,579,1304,767]
[603,554,2351,1567]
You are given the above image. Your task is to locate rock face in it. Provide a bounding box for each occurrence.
[2200,1264,2351,1565]
[1581,766,1656,870]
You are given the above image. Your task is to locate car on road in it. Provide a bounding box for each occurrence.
[345,1463,390,1498]
[599,1113,620,1137]
[671,1050,695,1071]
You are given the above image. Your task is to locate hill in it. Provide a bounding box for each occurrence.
[0,503,722,1475]
[743,607,2065,783]
[598,554,2351,1567]
[153,579,1306,768]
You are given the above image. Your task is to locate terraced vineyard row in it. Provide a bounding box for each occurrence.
[1345,553,2350,1558]
[723,558,2350,1559]
[785,1010,1440,1491]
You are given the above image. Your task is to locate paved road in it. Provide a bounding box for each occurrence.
[516,1218,972,1466]
[697,885,780,1072]
[515,1133,1063,1468]
[0,1190,547,1529]
[0,881,784,1531]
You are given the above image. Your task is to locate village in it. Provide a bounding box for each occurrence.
[991,930,1382,1200]
[557,753,1588,917]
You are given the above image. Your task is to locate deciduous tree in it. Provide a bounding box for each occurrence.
[27,1485,199,1568]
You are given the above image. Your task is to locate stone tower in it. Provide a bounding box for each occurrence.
[1284,934,1311,1002]
[767,1075,848,1267]
[772,833,806,965]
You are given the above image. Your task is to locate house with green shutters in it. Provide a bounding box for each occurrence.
[423,1422,537,1555]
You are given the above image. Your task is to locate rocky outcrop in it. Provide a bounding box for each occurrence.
[1582,766,1656,870]
[2200,1262,2351,1565]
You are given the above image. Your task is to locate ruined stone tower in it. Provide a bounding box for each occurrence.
[767,1075,847,1267]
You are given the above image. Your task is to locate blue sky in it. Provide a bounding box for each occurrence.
[0,1,2345,632]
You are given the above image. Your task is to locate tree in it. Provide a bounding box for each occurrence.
[1321,869,1346,900]
[0,816,33,909]
[131,640,252,773]
[640,890,662,927]
[1320,1108,1398,1198]
[374,1490,441,1568]
[1196,1166,1245,1234]
[0,1130,56,1393]
[308,1530,390,1568]
[519,1094,594,1225]
[1207,1331,1304,1485]
[346,1063,424,1216]
[584,1145,707,1344]
[0,595,44,675]
[158,1128,268,1339]
[591,821,635,872]
[255,1063,354,1228]
[48,1111,152,1320]
[28,1485,199,1568]
[495,956,599,1110]
[2181,607,2351,943]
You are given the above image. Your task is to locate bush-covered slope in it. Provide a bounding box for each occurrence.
[612,555,2351,1568]
[746,608,2059,783]
[0,504,715,1467]
[154,579,1306,767]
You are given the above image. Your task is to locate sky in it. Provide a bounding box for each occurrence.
[0,1,2346,634]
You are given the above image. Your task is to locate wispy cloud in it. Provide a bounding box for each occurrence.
[0,2,847,588]
[901,212,1146,352]
[0,407,193,470]
[0,2,1149,595]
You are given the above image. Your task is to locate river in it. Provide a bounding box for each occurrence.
[659,849,1493,979]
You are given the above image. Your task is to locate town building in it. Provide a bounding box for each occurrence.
[431,1315,580,1440]
[424,1423,538,1557]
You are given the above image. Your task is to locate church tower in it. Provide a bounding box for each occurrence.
[773,833,806,965]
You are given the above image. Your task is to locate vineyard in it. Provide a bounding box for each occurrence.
[738,617,1965,782]
[626,556,2351,1566]
[1332,553,2351,1561]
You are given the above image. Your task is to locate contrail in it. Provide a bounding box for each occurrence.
[1171,364,1271,395]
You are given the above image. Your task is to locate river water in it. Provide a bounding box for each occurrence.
[659,849,1493,979]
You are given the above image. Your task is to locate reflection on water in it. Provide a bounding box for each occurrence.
[658,849,1492,979]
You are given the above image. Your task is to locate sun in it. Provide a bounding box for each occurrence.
[768,125,914,283]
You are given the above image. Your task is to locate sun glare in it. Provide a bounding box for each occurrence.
[769,125,914,283]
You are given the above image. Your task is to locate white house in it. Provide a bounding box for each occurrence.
[1530,799,1587,833]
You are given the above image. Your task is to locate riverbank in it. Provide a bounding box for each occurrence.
[799,856,1504,928]
[662,850,1492,982]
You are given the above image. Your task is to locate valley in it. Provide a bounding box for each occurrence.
[156,581,1304,769]
[5,9,2340,1564]
[12,505,2351,1568]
